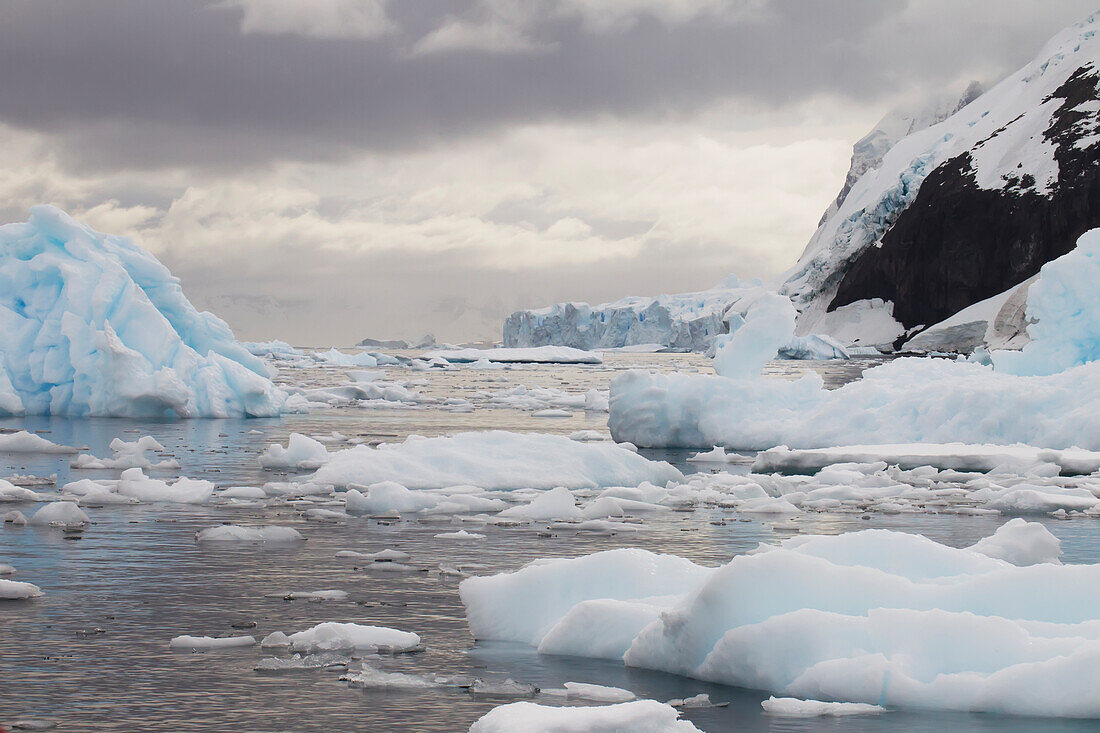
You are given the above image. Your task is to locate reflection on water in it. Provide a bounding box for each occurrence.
[2,354,1098,731]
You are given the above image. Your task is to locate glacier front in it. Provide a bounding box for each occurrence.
[0,206,286,417]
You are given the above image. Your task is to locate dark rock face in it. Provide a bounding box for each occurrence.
[828,66,1100,331]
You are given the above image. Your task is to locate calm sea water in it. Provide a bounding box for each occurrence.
[2,353,1098,732]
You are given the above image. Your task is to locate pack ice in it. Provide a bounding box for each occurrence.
[461,522,1100,717]
[611,229,1100,449]
[0,206,286,417]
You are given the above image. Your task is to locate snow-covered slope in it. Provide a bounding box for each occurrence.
[0,206,287,417]
[503,276,756,351]
[785,13,1100,348]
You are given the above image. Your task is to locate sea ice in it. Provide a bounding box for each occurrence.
[0,431,79,454]
[0,206,286,417]
[195,525,305,543]
[311,432,683,490]
[258,433,330,470]
[282,622,420,653]
[0,579,44,600]
[761,697,885,717]
[462,524,1100,717]
[117,468,214,504]
[468,700,703,733]
[72,436,179,470]
[29,501,90,527]
[168,635,256,650]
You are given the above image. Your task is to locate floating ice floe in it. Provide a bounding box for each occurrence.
[341,667,440,689]
[761,697,884,717]
[112,468,214,504]
[258,433,331,470]
[423,347,603,364]
[310,431,682,490]
[434,530,486,540]
[242,340,304,357]
[463,522,1100,717]
[254,652,349,672]
[540,682,636,703]
[0,564,15,575]
[72,436,179,470]
[280,622,420,653]
[195,525,305,543]
[2,510,28,525]
[0,206,287,417]
[169,635,256,650]
[29,501,89,527]
[0,431,79,454]
[312,348,382,367]
[273,590,349,601]
[0,579,43,600]
[468,700,703,733]
[753,443,1100,475]
[0,481,52,503]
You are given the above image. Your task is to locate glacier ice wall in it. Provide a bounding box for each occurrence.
[0,205,286,417]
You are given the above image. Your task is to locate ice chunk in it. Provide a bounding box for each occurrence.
[117,468,214,504]
[468,700,703,733]
[276,590,349,601]
[460,549,711,649]
[344,482,439,514]
[0,205,286,417]
[341,666,439,689]
[712,293,797,378]
[498,487,582,521]
[2,510,28,525]
[257,431,330,471]
[610,357,1100,450]
[539,682,636,703]
[762,697,884,717]
[464,524,1100,716]
[254,652,348,672]
[753,443,1100,474]
[0,579,44,600]
[169,635,256,650]
[312,348,379,367]
[969,519,1061,565]
[0,564,15,575]
[0,431,79,453]
[195,525,304,543]
[312,431,683,490]
[283,622,420,653]
[434,530,486,540]
[72,436,178,470]
[260,631,291,648]
[29,501,90,527]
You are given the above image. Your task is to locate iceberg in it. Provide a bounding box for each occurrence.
[0,206,286,417]
[462,523,1100,717]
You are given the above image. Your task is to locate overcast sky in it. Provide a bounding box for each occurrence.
[1,0,1095,345]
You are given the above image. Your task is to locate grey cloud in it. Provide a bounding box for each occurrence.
[1,0,1094,171]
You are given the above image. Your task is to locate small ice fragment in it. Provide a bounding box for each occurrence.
[341,666,439,689]
[195,525,304,543]
[169,634,256,650]
[762,697,886,717]
[469,678,539,697]
[434,530,486,540]
[0,578,44,600]
[261,631,291,648]
[29,501,90,527]
[254,652,349,672]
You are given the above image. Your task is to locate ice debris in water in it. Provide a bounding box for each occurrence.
[258,433,330,470]
[0,205,287,418]
[540,682,636,703]
[423,346,602,364]
[271,590,349,601]
[168,635,256,650]
[762,697,885,717]
[2,510,28,525]
[666,694,724,709]
[0,579,44,600]
[72,436,179,470]
[468,700,704,733]
[462,522,1100,717]
[0,431,79,453]
[29,502,90,527]
[311,431,683,490]
[469,678,540,697]
[280,622,420,653]
[195,525,305,543]
[0,564,15,575]
[254,652,349,672]
[340,666,440,689]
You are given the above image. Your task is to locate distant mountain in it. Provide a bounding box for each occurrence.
[784,13,1100,350]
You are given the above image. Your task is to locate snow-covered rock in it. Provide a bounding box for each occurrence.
[463,526,1100,717]
[785,14,1100,348]
[0,205,286,417]
[311,431,683,490]
[469,701,703,732]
